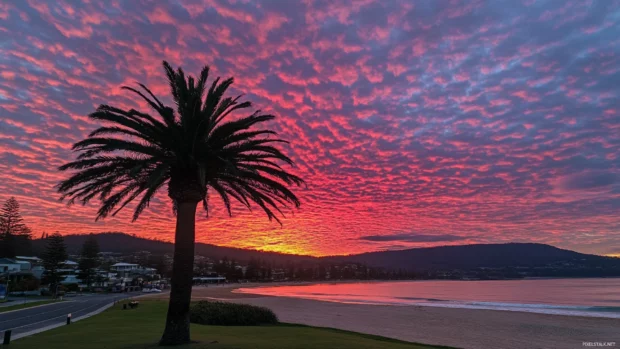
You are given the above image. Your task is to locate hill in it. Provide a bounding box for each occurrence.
[31,232,316,264]
[330,243,620,272]
[32,233,620,275]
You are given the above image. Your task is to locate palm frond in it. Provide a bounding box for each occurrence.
[58,61,303,223]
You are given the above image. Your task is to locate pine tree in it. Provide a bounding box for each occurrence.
[42,233,68,296]
[77,234,100,289]
[0,197,32,257]
[0,197,28,235]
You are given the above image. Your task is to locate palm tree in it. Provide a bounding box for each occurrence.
[57,61,304,345]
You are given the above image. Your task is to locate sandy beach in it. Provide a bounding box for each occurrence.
[149,283,620,349]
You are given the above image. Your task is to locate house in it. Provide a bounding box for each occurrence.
[12,256,44,279]
[30,266,45,279]
[53,260,81,285]
[133,267,157,277]
[15,260,32,272]
[111,262,139,272]
[0,258,21,274]
[15,256,42,264]
[63,260,79,269]
[61,274,81,284]
[111,263,139,277]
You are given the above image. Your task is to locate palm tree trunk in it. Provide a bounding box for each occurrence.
[159,201,197,346]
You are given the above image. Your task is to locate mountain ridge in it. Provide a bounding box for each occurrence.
[32,232,620,273]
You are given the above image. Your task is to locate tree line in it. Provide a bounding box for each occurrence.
[201,256,418,282]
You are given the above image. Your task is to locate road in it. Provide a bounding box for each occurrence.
[0,293,138,339]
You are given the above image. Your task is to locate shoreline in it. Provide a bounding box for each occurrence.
[233,283,620,320]
[147,282,620,349]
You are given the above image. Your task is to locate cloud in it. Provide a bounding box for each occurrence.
[558,172,618,191]
[0,0,618,256]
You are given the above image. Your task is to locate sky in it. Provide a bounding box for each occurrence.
[0,0,619,257]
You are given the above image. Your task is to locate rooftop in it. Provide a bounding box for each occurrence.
[16,256,42,261]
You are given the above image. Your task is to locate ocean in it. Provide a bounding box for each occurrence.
[235,278,620,318]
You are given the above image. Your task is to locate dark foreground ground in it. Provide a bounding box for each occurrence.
[7,300,443,349]
[0,292,137,339]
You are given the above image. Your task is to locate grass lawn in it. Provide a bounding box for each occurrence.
[9,300,445,349]
[0,299,59,313]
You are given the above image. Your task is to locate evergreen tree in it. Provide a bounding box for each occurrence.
[0,197,32,257]
[77,234,100,289]
[42,233,68,296]
[150,255,168,278]
[0,197,27,234]
[0,232,16,258]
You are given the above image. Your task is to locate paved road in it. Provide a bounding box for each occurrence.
[0,293,138,338]
[0,298,47,308]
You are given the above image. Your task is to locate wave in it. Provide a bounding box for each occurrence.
[236,288,620,318]
[330,298,620,318]
[406,300,620,318]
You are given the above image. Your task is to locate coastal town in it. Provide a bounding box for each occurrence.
[0,244,412,298]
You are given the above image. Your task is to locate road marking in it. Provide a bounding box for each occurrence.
[0,295,131,331]
[0,301,65,315]
[1,299,120,332]
[12,302,117,341]
[0,302,79,325]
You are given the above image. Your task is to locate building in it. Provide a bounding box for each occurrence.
[13,256,44,279]
[61,274,81,284]
[62,260,79,269]
[133,267,157,277]
[111,262,139,272]
[0,258,21,274]
[111,263,139,277]
[193,275,226,284]
[15,256,42,265]
[15,260,32,272]
[30,266,45,279]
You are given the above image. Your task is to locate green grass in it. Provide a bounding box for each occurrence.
[0,300,58,313]
[9,300,445,349]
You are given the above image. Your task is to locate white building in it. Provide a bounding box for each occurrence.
[61,274,81,284]
[0,258,21,274]
[16,256,42,264]
[111,263,139,277]
[63,260,79,268]
[15,260,31,272]
[111,263,139,272]
[31,266,45,279]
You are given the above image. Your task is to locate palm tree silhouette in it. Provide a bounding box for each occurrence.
[57,61,304,345]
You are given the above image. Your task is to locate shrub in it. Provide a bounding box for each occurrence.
[190,301,278,326]
[8,276,40,292]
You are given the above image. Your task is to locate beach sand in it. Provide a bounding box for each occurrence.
[148,284,620,349]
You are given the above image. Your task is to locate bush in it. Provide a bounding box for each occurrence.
[190,301,278,326]
[8,276,40,292]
